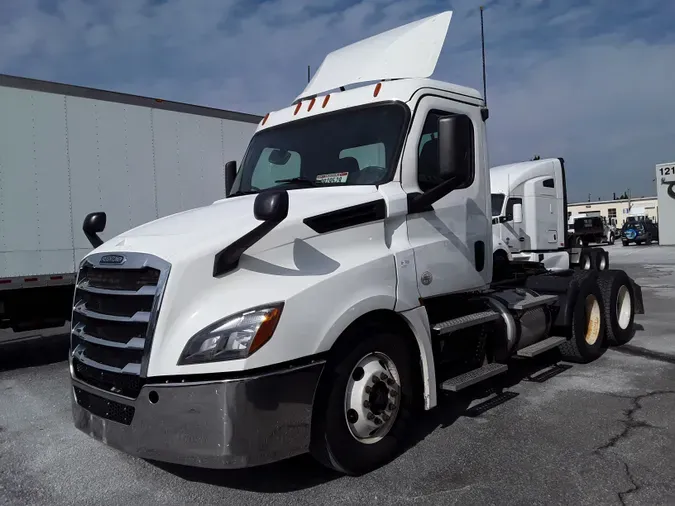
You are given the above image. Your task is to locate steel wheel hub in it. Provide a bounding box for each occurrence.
[344,352,401,444]
[616,285,632,329]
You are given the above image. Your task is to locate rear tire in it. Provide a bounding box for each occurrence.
[559,275,606,363]
[597,270,636,346]
[310,326,418,475]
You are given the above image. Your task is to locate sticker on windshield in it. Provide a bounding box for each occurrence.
[316,172,349,184]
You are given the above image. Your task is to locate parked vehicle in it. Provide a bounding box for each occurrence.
[68,11,644,476]
[0,74,261,344]
[491,158,609,273]
[621,216,659,246]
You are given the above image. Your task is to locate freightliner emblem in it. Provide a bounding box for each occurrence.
[100,254,126,265]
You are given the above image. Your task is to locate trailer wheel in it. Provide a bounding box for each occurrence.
[597,270,636,346]
[559,277,606,363]
[310,327,417,475]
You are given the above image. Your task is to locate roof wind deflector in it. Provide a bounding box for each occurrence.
[294,10,453,102]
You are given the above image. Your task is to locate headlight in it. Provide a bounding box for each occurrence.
[178,303,284,365]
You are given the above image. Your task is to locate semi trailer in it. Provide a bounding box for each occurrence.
[0,74,261,344]
[490,158,611,273]
[69,11,645,476]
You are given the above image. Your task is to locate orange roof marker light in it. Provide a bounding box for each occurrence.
[294,102,302,115]
[373,82,382,97]
[307,97,316,111]
[322,94,331,108]
[261,113,270,125]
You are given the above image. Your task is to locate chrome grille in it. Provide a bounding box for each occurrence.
[70,252,170,399]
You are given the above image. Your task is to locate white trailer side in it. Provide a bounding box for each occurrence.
[0,74,261,341]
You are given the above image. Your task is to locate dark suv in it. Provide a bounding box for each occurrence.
[621,217,658,246]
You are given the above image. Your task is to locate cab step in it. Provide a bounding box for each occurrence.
[509,293,559,311]
[516,336,567,358]
[440,363,508,392]
[433,310,501,336]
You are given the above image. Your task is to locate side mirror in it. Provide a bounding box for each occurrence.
[225,160,237,196]
[513,203,523,224]
[83,212,107,248]
[438,115,470,182]
[254,189,289,222]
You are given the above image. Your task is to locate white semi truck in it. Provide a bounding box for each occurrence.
[0,74,261,344]
[69,11,644,476]
[490,158,611,273]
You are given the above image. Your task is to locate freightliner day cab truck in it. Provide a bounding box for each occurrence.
[490,158,611,273]
[69,11,645,476]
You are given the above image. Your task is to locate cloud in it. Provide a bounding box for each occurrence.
[1,0,674,201]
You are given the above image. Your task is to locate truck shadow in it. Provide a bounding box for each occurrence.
[0,334,70,372]
[153,352,570,492]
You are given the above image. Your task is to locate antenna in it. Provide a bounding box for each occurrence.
[480,6,487,106]
[307,65,311,84]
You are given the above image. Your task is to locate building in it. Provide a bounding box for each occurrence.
[655,161,675,246]
[567,196,658,226]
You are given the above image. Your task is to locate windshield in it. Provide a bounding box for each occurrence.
[491,193,505,217]
[230,103,408,194]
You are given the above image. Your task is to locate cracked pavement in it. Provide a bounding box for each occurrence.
[1,244,674,506]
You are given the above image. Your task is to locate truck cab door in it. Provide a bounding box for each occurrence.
[502,197,525,252]
[401,95,491,298]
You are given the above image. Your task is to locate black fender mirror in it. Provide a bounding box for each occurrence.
[83,212,107,248]
[213,189,290,277]
[254,189,289,222]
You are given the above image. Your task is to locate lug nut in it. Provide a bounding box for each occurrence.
[365,386,372,394]
[390,390,398,397]
[367,412,375,420]
[387,378,395,386]
[374,417,382,425]
[382,414,390,422]
[372,375,380,383]
[363,400,370,408]
[380,373,388,380]
[388,403,396,410]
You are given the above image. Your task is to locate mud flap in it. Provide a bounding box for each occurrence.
[631,280,645,314]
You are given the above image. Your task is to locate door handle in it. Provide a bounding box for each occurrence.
[519,237,525,242]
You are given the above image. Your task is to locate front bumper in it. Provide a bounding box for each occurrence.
[71,360,325,469]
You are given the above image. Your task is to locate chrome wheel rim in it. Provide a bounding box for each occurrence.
[344,352,401,444]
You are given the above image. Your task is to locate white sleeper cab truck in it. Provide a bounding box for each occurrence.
[69,12,645,476]
[491,158,610,274]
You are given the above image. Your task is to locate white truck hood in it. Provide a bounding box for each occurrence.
[90,185,384,265]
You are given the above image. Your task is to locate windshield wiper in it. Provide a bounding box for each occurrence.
[275,177,317,186]
[229,189,259,197]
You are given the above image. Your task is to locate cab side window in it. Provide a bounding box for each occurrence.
[417,110,475,193]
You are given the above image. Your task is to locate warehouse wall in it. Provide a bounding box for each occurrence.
[656,161,675,245]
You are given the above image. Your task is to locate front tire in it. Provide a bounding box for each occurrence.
[310,326,418,475]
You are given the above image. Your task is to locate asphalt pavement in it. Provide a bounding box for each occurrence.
[1,244,674,506]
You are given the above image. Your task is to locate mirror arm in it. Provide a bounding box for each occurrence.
[408,176,461,214]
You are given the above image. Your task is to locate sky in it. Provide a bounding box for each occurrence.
[1,0,674,203]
